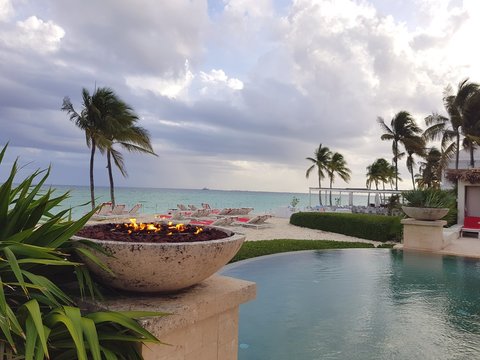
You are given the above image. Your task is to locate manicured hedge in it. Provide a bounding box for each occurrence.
[290,212,402,242]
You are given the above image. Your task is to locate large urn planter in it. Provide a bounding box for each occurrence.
[72,222,245,293]
[401,206,449,221]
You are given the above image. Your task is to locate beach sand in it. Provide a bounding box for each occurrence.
[226,217,384,246]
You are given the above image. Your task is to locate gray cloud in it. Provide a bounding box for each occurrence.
[1,0,478,191]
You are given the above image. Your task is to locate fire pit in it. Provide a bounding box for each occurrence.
[72,219,245,293]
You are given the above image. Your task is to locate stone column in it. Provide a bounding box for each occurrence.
[88,275,256,360]
[401,218,447,251]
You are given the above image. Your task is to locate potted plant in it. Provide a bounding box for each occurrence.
[401,188,455,221]
[0,144,162,359]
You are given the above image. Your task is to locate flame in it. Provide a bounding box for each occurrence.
[121,219,202,236]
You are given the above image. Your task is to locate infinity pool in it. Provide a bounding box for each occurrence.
[222,249,480,360]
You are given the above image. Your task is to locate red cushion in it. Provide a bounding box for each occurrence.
[464,216,480,229]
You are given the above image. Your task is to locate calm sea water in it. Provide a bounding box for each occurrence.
[45,185,370,219]
[222,250,480,360]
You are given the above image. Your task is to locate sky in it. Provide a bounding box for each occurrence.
[0,0,479,193]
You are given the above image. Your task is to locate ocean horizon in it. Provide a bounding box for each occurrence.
[44,184,372,219]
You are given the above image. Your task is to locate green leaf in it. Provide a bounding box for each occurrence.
[25,314,38,360]
[81,317,102,360]
[23,271,73,306]
[74,246,114,275]
[85,312,160,343]
[3,247,27,294]
[22,300,49,359]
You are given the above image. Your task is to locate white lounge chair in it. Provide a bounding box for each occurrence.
[127,203,142,216]
[234,214,272,229]
[111,204,126,215]
[177,204,188,211]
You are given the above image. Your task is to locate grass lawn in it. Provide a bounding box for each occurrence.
[229,239,395,263]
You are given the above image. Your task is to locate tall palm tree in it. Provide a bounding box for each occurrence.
[377,111,423,190]
[94,88,156,207]
[62,88,110,210]
[415,147,442,189]
[326,152,351,205]
[306,144,332,206]
[424,79,480,169]
[404,135,426,190]
[366,158,391,204]
[462,89,480,167]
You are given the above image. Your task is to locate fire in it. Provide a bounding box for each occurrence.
[118,218,203,236]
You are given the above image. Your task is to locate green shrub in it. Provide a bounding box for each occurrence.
[290,212,402,242]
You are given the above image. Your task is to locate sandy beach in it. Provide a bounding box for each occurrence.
[228,216,384,246]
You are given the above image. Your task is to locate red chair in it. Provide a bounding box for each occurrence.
[461,216,480,238]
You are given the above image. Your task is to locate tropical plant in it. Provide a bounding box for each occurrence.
[424,79,480,170]
[62,89,110,210]
[402,188,455,208]
[404,135,426,190]
[415,147,443,189]
[0,144,164,359]
[378,111,423,190]
[306,144,332,206]
[366,158,396,204]
[93,88,156,207]
[326,152,351,205]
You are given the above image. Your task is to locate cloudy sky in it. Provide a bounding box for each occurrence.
[0,0,479,192]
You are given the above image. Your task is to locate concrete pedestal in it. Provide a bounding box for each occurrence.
[86,275,256,360]
[401,218,447,251]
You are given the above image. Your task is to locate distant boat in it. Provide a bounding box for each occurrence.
[202,187,209,190]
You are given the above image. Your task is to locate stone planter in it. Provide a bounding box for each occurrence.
[72,227,245,293]
[401,206,449,221]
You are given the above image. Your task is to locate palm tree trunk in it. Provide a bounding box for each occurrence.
[470,145,475,168]
[318,177,322,206]
[107,150,116,207]
[455,134,460,169]
[394,141,398,190]
[410,170,416,191]
[89,140,96,210]
[329,177,333,206]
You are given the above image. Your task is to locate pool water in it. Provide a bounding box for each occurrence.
[221,249,480,360]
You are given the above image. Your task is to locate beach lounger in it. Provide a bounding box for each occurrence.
[234,214,272,229]
[127,203,142,216]
[188,204,198,211]
[217,208,233,216]
[177,204,188,211]
[190,217,237,227]
[188,209,212,218]
[111,204,126,215]
[201,203,212,209]
[95,202,112,215]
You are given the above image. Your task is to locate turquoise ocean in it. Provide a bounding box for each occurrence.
[47,185,370,220]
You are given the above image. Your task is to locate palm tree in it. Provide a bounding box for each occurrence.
[366,158,391,204]
[378,111,423,190]
[93,88,156,207]
[424,79,480,169]
[306,144,332,206]
[462,89,480,167]
[415,147,442,189]
[404,135,426,190]
[326,152,351,205]
[62,88,110,210]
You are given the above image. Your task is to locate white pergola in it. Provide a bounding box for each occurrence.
[308,187,404,208]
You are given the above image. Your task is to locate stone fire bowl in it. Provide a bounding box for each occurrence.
[401,206,449,221]
[71,227,245,293]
